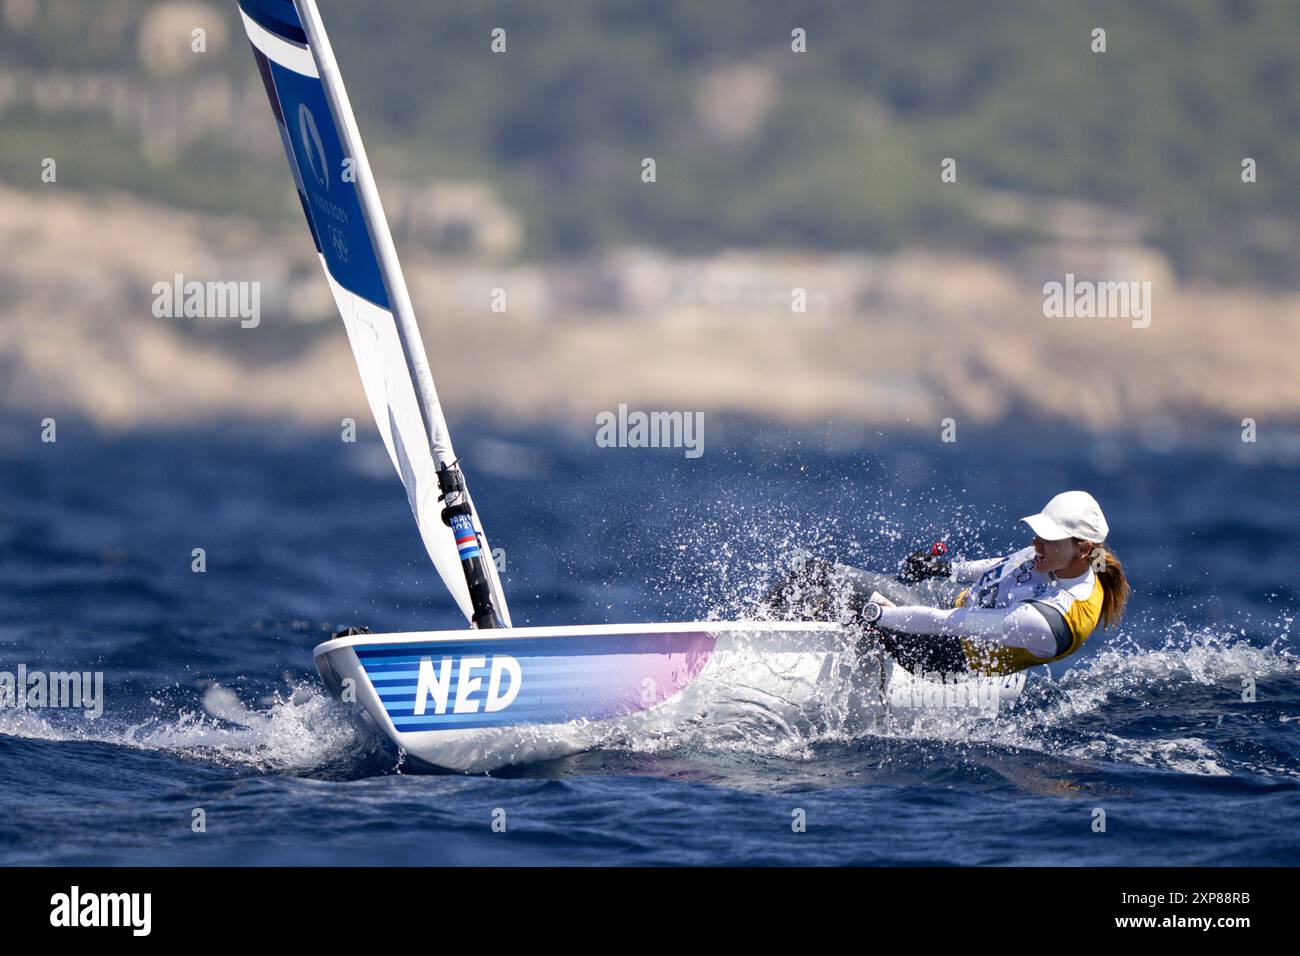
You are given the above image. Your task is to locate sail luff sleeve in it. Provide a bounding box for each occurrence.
[290,0,454,464]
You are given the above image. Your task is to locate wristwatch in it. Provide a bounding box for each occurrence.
[861,601,883,624]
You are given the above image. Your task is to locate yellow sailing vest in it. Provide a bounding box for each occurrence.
[959,577,1106,676]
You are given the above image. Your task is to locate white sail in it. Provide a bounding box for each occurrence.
[237,0,510,625]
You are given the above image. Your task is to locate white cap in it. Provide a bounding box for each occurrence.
[1020,491,1109,543]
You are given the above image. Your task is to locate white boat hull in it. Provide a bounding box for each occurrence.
[313,621,1027,772]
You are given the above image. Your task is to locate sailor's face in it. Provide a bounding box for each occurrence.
[1031,535,1081,573]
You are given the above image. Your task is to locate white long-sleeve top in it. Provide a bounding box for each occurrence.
[877,601,1060,658]
[877,546,1097,661]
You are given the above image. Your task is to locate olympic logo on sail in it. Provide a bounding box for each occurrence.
[298,103,330,189]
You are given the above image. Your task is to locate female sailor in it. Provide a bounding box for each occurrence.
[766,490,1131,677]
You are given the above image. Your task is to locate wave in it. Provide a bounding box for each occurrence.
[605,627,1300,780]
[1,629,1294,782]
[0,681,391,777]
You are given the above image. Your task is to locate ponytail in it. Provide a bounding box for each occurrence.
[1094,545,1130,629]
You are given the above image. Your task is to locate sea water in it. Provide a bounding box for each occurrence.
[0,418,1296,865]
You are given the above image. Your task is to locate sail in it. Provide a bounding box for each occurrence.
[236,0,510,625]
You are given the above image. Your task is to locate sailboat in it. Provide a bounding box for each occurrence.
[234,0,1022,772]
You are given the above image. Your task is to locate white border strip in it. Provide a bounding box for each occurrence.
[238,7,319,78]
[313,620,847,655]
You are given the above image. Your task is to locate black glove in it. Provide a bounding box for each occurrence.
[897,543,951,584]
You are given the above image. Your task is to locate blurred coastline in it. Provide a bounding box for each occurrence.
[3,0,1300,437]
[2,181,1299,436]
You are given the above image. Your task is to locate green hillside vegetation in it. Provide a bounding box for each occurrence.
[1,0,1297,284]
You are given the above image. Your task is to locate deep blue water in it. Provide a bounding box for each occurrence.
[0,417,1297,865]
